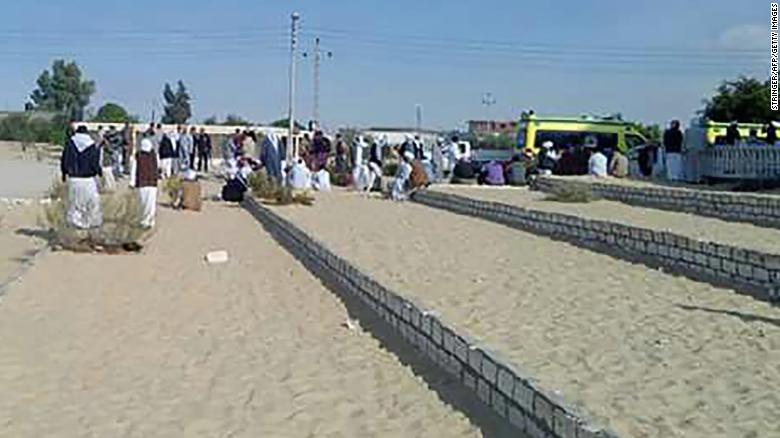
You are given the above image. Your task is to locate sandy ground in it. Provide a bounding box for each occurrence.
[0,143,58,199]
[0,203,46,290]
[433,185,780,255]
[272,191,780,438]
[0,188,481,437]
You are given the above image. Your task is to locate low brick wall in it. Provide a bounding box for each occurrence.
[412,190,780,303]
[535,177,780,228]
[242,196,617,438]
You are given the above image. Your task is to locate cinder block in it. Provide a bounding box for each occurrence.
[453,336,469,363]
[508,404,527,431]
[431,318,443,346]
[477,378,491,405]
[468,347,483,373]
[442,327,455,354]
[534,393,554,431]
[525,417,549,438]
[497,367,516,397]
[737,263,753,279]
[695,253,707,266]
[463,369,477,391]
[481,354,498,385]
[707,256,722,270]
[754,267,770,282]
[491,389,508,418]
[512,378,535,414]
[722,260,737,275]
[553,407,580,438]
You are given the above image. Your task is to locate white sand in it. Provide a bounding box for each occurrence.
[0,191,480,437]
[0,203,46,289]
[272,191,780,438]
[433,185,780,255]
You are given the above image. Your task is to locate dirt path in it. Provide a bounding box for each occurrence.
[0,193,479,437]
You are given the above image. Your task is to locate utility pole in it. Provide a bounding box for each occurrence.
[304,37,333,130]
[287,11,301,160]
[415,104,422,136]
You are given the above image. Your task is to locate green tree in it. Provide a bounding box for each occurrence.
[161,80,192,124]
[702,76,772,123]
[93,102,133,123]
[223,114,251,126]
[203,115,219,125]
[632,123,661,145]
[270,118,304,130]
[28,59,95,121]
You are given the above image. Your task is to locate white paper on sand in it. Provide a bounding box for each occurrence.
[205,250,229,264]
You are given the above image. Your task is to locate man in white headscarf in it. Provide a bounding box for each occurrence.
[391,151,414,201]
[260,132,283,183]
[60,126,103,229]
[352,135,371,192]
[134,134,159,228]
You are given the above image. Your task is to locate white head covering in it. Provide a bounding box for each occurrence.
[140,138,154,153]
[542,141,554,149]
[71,133,95,152]
[403,151,415,162]
[404,134,414,142]
[265,132,279,151]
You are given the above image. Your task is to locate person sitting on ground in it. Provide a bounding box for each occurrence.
[391,151,414,201]
[312,167,332,191]
[288,158,312,190]
[609,149,629,178]
[587,138,608,178]
[536,140,559,175]
[479,160,505,186]
[505,154,527,186]
[452,157,476,182]
[409,156,430,189]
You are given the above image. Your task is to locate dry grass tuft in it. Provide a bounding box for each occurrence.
[543,185,597,203]
[248,171,314,206]
[39,180,145,253]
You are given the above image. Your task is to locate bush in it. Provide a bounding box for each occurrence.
[40,180,144,253]
[162,177,183,207]
[543,185,597,203]
[247,171,314,206]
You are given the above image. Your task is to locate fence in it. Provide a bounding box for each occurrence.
[687,146,780,181]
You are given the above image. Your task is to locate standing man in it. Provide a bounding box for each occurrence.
[60,126,103,229]
[135,133,159,228]
[764,121,777,146]
[188,126,198,169]
[197,127,212,172]
[663,119,684,181]
[177,126,193,171]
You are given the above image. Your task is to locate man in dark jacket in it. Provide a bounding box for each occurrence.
[663,119,684,181]
[196,127,212,172]
[60,126,103,229]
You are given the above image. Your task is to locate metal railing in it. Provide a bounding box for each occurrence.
[690,146,780,180]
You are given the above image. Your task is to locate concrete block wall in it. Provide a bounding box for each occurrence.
[412,190,780,303]
[534,177,780,228]
[242,196,618,438]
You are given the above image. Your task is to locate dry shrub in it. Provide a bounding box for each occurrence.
[40,180,144,253]
[544,185,597,203]
[162,177,183,207]
[247,170,314,206]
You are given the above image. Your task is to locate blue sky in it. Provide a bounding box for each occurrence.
[0,0,769,130]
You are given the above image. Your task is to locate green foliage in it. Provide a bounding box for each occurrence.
[702,76,772,123]
[382,162,399,177]
[93,102,133,123]
[29,59,95,121]
[0,113,68,146]
[632,123,661,145]
[203,115,218,125]
[223,114,251,126]
[478,133,515,150]
[162,80,192,124]
[270,118,304,130]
